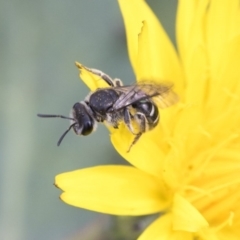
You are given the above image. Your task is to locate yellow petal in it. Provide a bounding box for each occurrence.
[206,36,240,119]
[137,21,184,97]
[75,62,109,91]
[172,194,209,232]
[138,213,193,240]
[206,0,240,79]
[117,0,142,73]
[110,123,167,178]
[177,0,209,65]
[177,0,197,60]
[197,229,220,240]
[118,0,184,96]
[55,165,169,215]
[218,227,240,240]
[177,0,209,106]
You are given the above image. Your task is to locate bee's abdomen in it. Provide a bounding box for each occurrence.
[132,100,159,129]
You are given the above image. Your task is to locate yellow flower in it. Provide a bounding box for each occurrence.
[56,0,240,239]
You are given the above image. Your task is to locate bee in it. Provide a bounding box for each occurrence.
[38,64,178,152]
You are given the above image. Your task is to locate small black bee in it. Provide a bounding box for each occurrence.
[38,63,178,152]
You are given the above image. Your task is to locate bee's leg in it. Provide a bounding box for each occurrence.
[82,66,116,87]
[106,113,119,129]
[76,63,123,87]
[127,133,142,153]
[113,78,123,87]
[123,108,135,134]
[127,113,147,152]
[134,112,148,133]
[110,117,119,129]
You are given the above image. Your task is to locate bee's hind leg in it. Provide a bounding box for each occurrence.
[127,133,142,153]
[123,107,135,134]
[126,113,148,152]
[124,108,146,152]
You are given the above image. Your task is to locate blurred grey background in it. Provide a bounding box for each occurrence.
[0,0,177,239]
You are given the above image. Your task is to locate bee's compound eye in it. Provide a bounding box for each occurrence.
[81,120,94,135]
[72,102,97,136]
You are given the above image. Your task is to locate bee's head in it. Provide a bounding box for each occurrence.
[70,102,97,136]
[37,102,97,146]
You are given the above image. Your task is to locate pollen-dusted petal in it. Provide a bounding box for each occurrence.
[118,0,184,96]
[55,165,169,215]
[138,213,193,240]
[172,194,209,232]
[75,62,109,91]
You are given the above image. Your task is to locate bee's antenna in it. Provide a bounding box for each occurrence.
[37,114,74,121]
[37,114,77,146]
[57,123,77,146]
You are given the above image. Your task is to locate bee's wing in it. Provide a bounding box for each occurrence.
[113,82,178,110]
[151,86,179,109]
